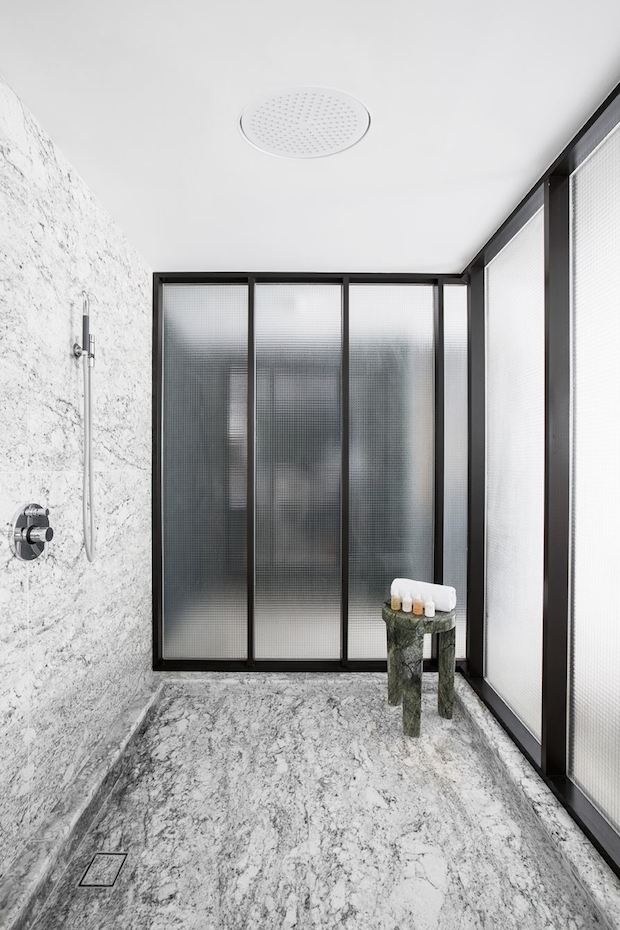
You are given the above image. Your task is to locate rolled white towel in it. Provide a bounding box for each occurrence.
[390,578,456,613]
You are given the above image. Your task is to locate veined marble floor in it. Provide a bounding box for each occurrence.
[33,674,606,930]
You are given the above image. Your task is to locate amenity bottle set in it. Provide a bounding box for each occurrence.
[389,578,458,618]
[393,590,435,617]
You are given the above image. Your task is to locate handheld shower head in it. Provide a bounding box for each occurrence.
[75,290,96,562]
[82,292,90,352]
[74,292,94,362]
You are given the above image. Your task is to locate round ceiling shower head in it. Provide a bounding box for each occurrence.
[240,86,370,159]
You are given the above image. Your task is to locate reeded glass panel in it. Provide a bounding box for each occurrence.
[254,284,342,659]
[569,123,620,832]
[443,285,468,659]
[162,284,248,659]
[485,208,545,739]
[348,285,435,660]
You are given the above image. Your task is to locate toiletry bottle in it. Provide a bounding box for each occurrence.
[391,592,401,611]
[402,593,413,613]
[424,597,435,618]
[413,592,424,616]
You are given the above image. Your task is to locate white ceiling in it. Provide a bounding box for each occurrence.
[1,0,620,272]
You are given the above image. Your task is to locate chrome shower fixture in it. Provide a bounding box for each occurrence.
[74,291,96,562]
[10,503,54,561]
[73,292,95,364]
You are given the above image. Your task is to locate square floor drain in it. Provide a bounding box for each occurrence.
[79,852,127,887]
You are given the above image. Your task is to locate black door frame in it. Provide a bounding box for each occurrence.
[153,272,467,674]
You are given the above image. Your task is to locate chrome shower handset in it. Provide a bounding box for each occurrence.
[74,291,96,562]
[73,292,95,361]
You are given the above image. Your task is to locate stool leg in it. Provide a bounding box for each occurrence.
[386,618,403,706]
[400,632,424,737]
[438,627,456,720]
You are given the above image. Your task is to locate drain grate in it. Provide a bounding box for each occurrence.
[79,852,127,887]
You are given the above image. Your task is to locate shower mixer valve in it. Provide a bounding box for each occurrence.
[9,503,54,561]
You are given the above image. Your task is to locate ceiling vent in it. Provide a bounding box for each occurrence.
[240,86,370,159]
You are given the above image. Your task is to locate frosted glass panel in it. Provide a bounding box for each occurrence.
[348,285,435,660]
[162,284,248,659]
[569,123,620,832]
[254,285,342,659]
[485,209,545,739]
[443,285,468,659]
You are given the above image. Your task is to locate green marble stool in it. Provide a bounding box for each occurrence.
[381,603,457,737]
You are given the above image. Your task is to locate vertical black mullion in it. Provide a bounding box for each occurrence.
[541,175,571,778]
[467,265,485,678]
[152,275,163,668]
[432,283,445,659]
[247,277,255,665]
[341,279,350,663]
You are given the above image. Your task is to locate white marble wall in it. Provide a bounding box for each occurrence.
[0,76,152,874]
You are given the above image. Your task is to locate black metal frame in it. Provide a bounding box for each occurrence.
[462,78,620,877]
[152,271,464,674]
[465,265,485,682]
[246,278,256,666]
[340,279,350,663]
[431,284,445,661]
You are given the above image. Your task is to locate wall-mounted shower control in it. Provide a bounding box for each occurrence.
[10,503,54,561]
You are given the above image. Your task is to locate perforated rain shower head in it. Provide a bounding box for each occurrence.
[240,86,370,159]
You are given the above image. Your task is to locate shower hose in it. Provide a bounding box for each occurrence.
[83,350,96,562]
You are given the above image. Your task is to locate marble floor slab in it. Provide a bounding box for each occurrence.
[31,674,612,930]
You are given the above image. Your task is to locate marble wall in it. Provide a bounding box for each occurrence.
[0,76,152,874]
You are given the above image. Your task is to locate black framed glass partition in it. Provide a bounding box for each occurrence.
[484,208,545,742]
[347,284,435,660]
[160,284,249,660]
[442,285,468,658]
[463,80,620,878]
[569,120,620,839]
[154,274,467,670]
[254,284,342,660]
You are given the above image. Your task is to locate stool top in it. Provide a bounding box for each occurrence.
[381,602,456,634]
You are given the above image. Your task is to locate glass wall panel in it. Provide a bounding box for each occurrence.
[485,209,545,739]
[254,284,342,659]
[162,284,248,658]
[569,123,620,831]
[348,285,435,660]
[443,285,468,658]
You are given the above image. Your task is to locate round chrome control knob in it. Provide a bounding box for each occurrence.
[9,503,54,561]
